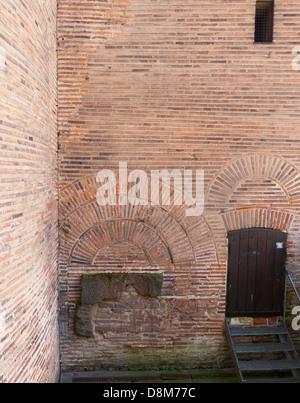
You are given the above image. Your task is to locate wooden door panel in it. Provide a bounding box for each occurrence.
[227,228,287,317]
[255,230,268,313]
[264,230,276,312]
[245,230,258,313]
[273,231,287,314]
[227,230,240,314]
[237,230,249,313]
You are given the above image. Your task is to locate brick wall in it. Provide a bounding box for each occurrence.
[0,0,59,382]
[57,0,300,372]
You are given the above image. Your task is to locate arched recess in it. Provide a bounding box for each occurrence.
[205,155,300,262]
[59,175,219,269]
[69,219,175,266]
[206,155,300,227]
[206,155,300,208]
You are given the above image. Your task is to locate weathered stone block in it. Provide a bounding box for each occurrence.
[81,272,163,305]
[75,304,95,338]
[81,273,127,305]
[75,272,164,338]
[127,273,164,298]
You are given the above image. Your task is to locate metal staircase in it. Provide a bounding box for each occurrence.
[225,268,300,383]
[225,318,300,383]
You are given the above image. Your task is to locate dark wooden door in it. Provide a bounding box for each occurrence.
[226,228,287,317]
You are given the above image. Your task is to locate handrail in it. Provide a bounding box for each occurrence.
[286,269,300,304]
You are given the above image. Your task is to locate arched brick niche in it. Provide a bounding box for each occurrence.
[58,175,222,371]
[59,176,220,308]
[205,155,300,263]
[206,154,300,211]
[59,175,218,269]
[69,220,175,266]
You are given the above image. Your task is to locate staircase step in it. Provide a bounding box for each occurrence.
[244,378,300,384]
[230,327,288,337]
[235,343,294,354]
[239,360,300,372]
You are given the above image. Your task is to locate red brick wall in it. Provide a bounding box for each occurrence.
[57,0,300,371]
[0,1,59,382]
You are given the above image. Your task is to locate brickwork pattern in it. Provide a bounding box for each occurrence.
[0,0,59,383]
[57,0,300,371]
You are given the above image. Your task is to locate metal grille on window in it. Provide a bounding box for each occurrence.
[255,0,274,43]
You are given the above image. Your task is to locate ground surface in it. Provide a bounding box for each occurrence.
[61,368,237,383]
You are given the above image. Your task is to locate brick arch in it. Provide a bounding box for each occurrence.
[60,173,202,226]
[204,155,300,262]
[69,219,175,266]
[206,154,300,209]
[221,208,295,233]
[59,176,219,268]
[60,202,196,267]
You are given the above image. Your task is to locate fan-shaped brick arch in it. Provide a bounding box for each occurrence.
[204,155,300,263]
[70,219,174,266]
[207,155,300,210]
[59,175,219,268]
[221,209,295,233]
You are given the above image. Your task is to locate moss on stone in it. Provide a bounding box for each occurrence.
[81,273,128,305]
[81,272,163,305]
[128,273,163,298]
